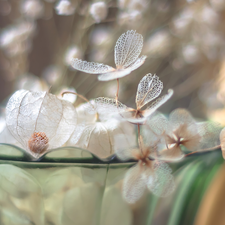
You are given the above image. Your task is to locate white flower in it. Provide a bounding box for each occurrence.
[67,98,136,158]
[71,30,147,81]
[55,0,75,16]
[143,109,222,161]
[114,142,175,203]
[107,74,173,124]
[89,2,108,23]
[5,90,77,160]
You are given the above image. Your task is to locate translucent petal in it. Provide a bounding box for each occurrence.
[136,74,163,109]
[114,134,138,160]
[157,146,184,161]
[72,121,114,158]
[146,160,175,197]
[172,123,201,151]
[144,89,174,117]
[122,163,146,204]
[169,108,196,130]
[128,55,147,71]
[115,30,143,68]
[98,69,131,81]
[6,90,77,159]
[95,97,128,120]
[220,127,225,159]
[71,58,115,74]
[142,112,169,146]
[197,121,222,150]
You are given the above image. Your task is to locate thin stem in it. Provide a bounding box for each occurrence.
[62,91,95,110]
[138,124,143,155]
[185,145,221,157]
[115,78,119,102]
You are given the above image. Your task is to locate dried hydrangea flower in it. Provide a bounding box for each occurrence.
[55,0,75,16]
[144,109,222,161]
[5,90,77,160]
[66,97,136,158]
[71,30,147,81]
[114,136,175,203]
[89,2,108,23]
[107,73,173,124]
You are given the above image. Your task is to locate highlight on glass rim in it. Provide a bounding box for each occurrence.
[0,0,225,224]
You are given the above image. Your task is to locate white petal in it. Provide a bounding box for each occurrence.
[169,108,195,129]
[115,30,143,68]
[128,55,147,71]
[142,112,169,146]
[98,69,131,81]
[71,58,114,74]
[122,163,146,204]
[136,74,163,109]
[144,89,174,117]
[146,160,175,197]
[114,126,137,161]
[95,97,128,120]
[198,121,222,149]
[6,90,77,159]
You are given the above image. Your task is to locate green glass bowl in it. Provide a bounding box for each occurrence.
[0,144,222,225]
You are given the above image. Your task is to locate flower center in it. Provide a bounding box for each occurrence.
[28,132,49,154]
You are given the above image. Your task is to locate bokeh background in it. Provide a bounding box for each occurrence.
[1,0,225,225]
[1,0,225,123]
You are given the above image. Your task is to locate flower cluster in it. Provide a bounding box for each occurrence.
[0,30,223,205]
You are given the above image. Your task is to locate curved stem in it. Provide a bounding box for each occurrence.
[185,145,221,157]
[115,78,120,102]
[137,124,143,155]
[62,91,95,110]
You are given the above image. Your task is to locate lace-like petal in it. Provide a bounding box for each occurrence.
[158,146,184,161]
[142,112,169,146]
[197,121,222,149]
[143,89,174,117]
[136,74,163,109]
[122,163,146,204]
[115,30,143,68]
[95,97,128,120]
[146,160,175,197]
[127,55,147,72]
[98,69,131,81]
[169,108,195,130]
[71,58,114,74]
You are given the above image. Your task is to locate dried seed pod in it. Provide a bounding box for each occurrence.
[28,132,49,154]
[6,90,77,160]
[67,99,136,158]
